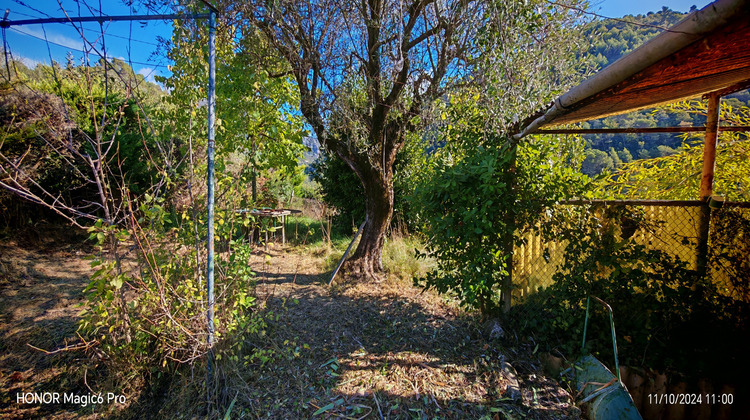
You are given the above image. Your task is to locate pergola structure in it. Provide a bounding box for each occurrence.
[514,0,750,202]
[513,0,750,278]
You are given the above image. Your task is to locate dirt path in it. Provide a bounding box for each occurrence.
[240,245,579,419]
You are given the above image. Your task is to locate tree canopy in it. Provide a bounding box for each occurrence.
[240,0,592,279]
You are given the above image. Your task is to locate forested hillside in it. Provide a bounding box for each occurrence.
[579,7,750,175]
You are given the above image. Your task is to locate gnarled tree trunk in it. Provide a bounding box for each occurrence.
[345,164,394,279]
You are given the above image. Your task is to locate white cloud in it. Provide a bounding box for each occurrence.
[13,25,83,51]
[17,55,43,69]
[137,67,157,84]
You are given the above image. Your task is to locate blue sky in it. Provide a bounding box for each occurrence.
[594,0,709,18]
[1,0,712,86]
[1,0,185,83]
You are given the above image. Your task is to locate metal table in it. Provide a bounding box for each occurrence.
[235,208,301,245]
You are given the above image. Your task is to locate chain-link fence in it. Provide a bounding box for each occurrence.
[512,200,750,303]
[508,200,750,419]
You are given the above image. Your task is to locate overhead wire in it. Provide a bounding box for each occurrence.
[8,27,169,68]
[545,0,695,34]
[10,0,52,19]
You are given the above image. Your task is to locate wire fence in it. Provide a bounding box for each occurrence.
[512,200,750,303]
[509,199,750,420]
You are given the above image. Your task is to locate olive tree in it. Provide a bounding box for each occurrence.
[243,0,481,279]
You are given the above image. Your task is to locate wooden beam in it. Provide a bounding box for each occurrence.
[559,199,704,207]
[536,126,750,135]
[699,94,721,200]
[702,78,750,99]
[558,199,750,207]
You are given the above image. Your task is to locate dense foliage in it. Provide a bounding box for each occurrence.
[160,16,307,210]
[415,135,588,314]
[507,204,749,382]
[410,0,592,314]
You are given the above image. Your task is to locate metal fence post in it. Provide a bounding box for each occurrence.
[503,144,518,313]
[206,7,216,383]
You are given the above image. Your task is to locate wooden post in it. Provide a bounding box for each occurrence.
[502,144,518,313]
[696,93,720,277]
[699,93,720,200]
[329,220,366,285]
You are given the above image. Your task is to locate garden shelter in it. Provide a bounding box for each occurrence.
[509,4,750,414]
[509,0,750,300]
[515,0,750,201]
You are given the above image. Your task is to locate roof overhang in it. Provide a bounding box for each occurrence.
[514,0,750,140]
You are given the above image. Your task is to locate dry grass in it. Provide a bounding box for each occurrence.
[381,233,435,281]
[153,242,579,419]
[1,228,579,419]
[0,228,100,419]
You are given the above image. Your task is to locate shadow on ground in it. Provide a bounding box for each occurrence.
[184,247,580,419]
[0,237,96,419]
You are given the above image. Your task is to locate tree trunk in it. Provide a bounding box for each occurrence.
[344,167,394,280]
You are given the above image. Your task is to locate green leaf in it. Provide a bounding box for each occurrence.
[313,402,336,416]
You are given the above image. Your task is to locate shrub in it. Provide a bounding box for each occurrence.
[79,197,265,391]
[414,136,588,315]
[507,204,749,382]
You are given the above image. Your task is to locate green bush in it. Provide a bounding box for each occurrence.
[507,205,749,381]
[414,136,588,315]
[79,198,265,388]
[413,145,514,314]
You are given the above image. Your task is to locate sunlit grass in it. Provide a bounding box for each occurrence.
[383,233,436,280]
[285,215,435,281]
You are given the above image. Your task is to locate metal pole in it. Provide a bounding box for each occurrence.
[206,8,216,380]
[581,296,590,353]
[329,220,366,285]
[0,13,208,27]
[502,144,517,313]
[591,296,621,383]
